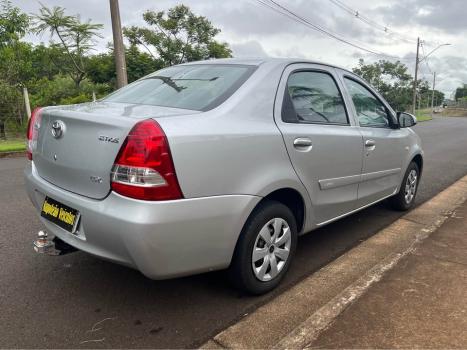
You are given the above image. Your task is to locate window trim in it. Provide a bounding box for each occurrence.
[342,75,397,129]
[281,69,351,126]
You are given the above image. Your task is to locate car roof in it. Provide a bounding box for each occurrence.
[181,57,354,75]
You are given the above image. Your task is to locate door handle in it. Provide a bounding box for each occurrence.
[365,139,376,147]
[293,138,312,150]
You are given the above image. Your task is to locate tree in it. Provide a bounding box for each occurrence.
[32,5,103,87]
[353,59,414,112]
[0,0,30,138]
[0,79,23,139]
[28,75,110,108]
[455,85,467,101]
[123,5,231,67]
[29,43,65,80]
[0,0,29,47]
[87,46,163,88]
[0,0,32,85]
[433,90,445,106]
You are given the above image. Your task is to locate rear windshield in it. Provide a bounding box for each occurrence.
[104,64,256,111]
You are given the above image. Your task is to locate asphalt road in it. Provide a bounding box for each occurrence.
[1,116,467,349]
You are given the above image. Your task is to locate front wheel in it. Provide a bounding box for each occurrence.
[389,162,420,211]
[229,200,297,295]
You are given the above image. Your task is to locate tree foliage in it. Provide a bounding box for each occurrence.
[87,46,163,88]
[0,78,22,138]
[352,59,414,111]
[352,59,445,111]
[0,0,31,137]
[0,0,29,47]
[32,4,103,86]
[455,85,467,101]
[123,5,231,67]
[0,0,32,86]
[0,2,236,137]
[28,75,109,107]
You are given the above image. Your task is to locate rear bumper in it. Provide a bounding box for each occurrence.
[24,162,260,279]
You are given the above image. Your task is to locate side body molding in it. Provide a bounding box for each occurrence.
[319,168,401,191]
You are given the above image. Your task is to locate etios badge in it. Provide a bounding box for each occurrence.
[98,135,120,144]
[51,120,65,139]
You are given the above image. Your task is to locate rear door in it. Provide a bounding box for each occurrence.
[274,64,364,225]
[339,73,407,206]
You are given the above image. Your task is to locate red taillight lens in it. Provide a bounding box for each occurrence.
[27,107,42,160]
[111,119,183,201]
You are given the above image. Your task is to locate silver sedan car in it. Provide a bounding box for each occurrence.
[25,58,422,294]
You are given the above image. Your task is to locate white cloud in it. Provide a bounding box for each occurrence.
[10,0,467,96]
[231,40,269,57]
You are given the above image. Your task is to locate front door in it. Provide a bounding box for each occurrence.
[341,75,407,206]
[274,64,364,225]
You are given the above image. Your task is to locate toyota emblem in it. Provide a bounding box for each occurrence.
[51,120,65,139]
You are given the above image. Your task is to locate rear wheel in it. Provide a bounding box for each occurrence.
[389,161,420,211]
[229,200,297,295]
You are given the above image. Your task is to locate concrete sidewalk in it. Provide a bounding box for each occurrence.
[202,175,467,349]
[309,200,467,349]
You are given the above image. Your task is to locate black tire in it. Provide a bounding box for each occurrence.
[229,200,297,295]
[389,162,420,211]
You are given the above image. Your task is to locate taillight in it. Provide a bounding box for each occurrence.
[27,107,42,160]
[111,119,183,201]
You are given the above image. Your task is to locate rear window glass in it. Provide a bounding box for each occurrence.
[104,64,256,111]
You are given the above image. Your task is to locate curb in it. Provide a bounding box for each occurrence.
[0,151,26,159]
[201,175,467,349]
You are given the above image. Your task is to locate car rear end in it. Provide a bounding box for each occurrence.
[24,62,263,278]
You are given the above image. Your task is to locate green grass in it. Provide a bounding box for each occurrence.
[415,108,433,122]
[0,139,26,152]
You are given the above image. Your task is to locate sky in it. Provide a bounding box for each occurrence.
[12,0,467,98]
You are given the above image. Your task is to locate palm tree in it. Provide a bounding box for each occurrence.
[33,5,103,87]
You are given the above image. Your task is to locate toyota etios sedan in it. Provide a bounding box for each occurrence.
[25,58,422,294]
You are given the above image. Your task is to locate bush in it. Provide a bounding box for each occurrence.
[0,79,24,139]
[28,75,111,108]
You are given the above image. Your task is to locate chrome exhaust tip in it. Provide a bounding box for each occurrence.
[33,230,77,256]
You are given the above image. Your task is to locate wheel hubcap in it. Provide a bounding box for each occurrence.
[252,218,291,282]
[404,169,418,204]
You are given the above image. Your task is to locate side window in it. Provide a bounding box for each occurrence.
[344,77,391,128]
[283,71,349,125]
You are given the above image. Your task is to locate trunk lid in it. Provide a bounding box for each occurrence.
[33,102,199,199]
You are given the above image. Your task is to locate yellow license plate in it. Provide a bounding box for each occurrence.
[41,197,80,233]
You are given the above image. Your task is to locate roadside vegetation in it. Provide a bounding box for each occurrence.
[0,139,25,152]
[0,0,463,151]
[415,108,433,122]
[0,1,231,142]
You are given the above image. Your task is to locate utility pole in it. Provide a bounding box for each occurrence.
[109,0,128,88]
[431,71,436,116]
[412,37,420,115]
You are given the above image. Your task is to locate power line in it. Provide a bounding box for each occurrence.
[254,0,414,61]
[327,0,418,44]
[257,0,381,54]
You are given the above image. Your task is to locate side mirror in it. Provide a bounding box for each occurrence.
[397,112,417,128]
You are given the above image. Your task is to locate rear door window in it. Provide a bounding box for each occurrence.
[283,70,349,125]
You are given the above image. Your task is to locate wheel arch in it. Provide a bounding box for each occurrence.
[412,153,424,176]
[254,187,307,234]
